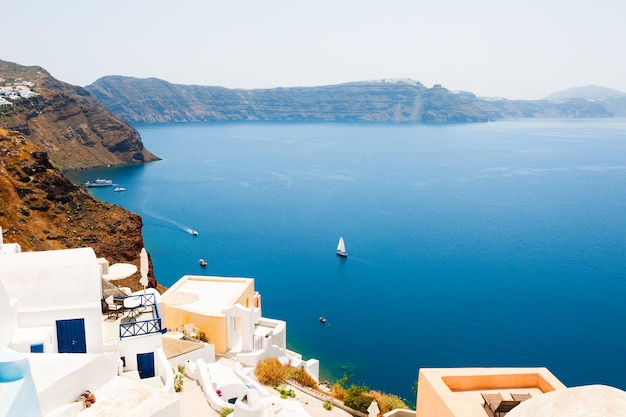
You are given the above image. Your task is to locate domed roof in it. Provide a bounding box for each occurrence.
[508,385,626,417]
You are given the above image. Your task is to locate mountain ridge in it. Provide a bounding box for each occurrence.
[86,76,626,124]
[544,85,626,101]
[86,76,491,123]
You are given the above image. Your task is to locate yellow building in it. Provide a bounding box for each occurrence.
[159,275,285,357]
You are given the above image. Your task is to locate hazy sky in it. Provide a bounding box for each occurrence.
[4,0,625,100]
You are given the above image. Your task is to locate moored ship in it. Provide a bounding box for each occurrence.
[85,178,114,187]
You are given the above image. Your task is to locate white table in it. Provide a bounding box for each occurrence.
[123,296,142,319]
[123,296,141,309]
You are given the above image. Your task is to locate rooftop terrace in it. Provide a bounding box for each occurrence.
[416,367,567,417]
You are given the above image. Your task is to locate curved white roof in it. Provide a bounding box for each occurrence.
[508,385,626,417]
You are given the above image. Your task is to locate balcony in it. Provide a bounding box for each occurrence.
[102,292,163,343]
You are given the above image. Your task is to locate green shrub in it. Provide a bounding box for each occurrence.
[330,373,352,401]
[275,385,296,399]
[383,394,409,411]
[323,401,334,411]
[174,373,184,392]
[219,407,234,417]
[369,390,409,414]
[344,384,373,413]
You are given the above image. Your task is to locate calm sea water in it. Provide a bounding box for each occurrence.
[67,119,626,402]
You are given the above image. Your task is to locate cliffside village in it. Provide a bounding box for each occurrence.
[0,77,38,106]
[0,228,325,417]
[3,225,626,417]
[2,75,626,417]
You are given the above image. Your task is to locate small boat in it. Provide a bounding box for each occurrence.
[199,258,207,267]
[336,236,347,257]
[114,187,126,192]
[319,316,326,324]
[191,230,198,236]
[84,178,114,187]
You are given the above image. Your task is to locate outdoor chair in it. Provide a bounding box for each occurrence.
[105,295,124,319]
[481,393,521,417]
[510,393,531,402]
[183,323,198,340]
[490,400,521,417]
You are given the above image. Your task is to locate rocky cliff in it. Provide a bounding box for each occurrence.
[0,129,163,291]
[87,76,626,124]
[0,60,163,291]
[86,77,491,123]
[0,60,160,171]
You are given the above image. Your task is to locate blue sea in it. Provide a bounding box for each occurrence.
[67,119,626,402]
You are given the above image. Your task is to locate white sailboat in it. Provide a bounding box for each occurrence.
[336,236,347,257]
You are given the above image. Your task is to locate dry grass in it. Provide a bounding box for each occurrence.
[255,358,320,390]
[254,358,410,415]
[368,390,409,415]
[331,384,347,401]
[290,365,318,388]
[255,358,291,386]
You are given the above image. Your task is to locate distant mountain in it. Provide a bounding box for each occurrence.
[86,76,626,124]
[86,77,491,124]
[0,60,159,170]
[544,85,626,101]
[473,96,618,119]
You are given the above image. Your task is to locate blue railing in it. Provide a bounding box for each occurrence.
[120,317,162,339]
[118,292,162,339]
[138,292,156,306]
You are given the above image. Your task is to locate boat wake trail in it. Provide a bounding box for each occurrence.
[141,208,197,235]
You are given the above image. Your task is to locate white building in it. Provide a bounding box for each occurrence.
[0,84,39,101]
[0,228,320,417]
[0,232,179,417]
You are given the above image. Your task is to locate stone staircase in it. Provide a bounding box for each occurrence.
[176,376,218,417]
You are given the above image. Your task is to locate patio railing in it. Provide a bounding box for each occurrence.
[138,292,156,306]
[120,317,162,339]
[118,292,162,339]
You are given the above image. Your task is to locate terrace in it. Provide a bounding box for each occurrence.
[416,367,567,417]
[102,282,208,361]
[102,289,163,343]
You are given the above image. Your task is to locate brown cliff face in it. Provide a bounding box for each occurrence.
[0,128,164,292]
[0,59,164,292]
[0,60,160,171]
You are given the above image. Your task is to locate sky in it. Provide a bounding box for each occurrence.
[3,0,626,100]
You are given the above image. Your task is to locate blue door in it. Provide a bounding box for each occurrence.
[30,343,44,353]
[137,352,155,379]
[56,318,87,353]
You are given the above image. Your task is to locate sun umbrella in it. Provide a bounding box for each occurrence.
[102,263,137,281]
[368,400,380,417]
[139,248,149,290]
